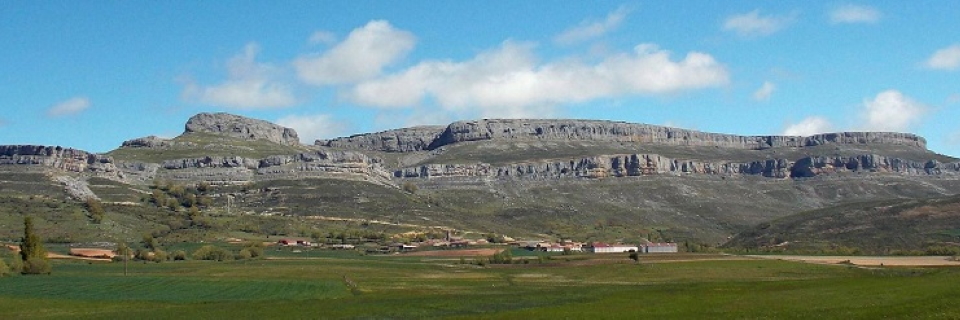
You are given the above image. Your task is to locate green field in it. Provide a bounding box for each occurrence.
[2,250,959,319]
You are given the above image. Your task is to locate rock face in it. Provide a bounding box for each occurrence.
[427,119,926,150]
[324,119,927,152]
[397,153,960,180]
[184,112,301,146]
[155,150,392,184]
[0,145,119,175]
[121,136,174,148]
[317,126,445,152]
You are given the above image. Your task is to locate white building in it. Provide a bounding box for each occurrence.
[588,243,639,253]
[643,242,678,253]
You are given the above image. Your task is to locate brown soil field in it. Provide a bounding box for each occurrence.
[69,248,117,259]
[402,248,502,257]
[748,255,960,266]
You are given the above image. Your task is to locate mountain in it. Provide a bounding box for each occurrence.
[2,112,959,248]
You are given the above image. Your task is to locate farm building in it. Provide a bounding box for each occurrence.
[642,243,678,253]
[587,243,639,253]
[278,239,312,247]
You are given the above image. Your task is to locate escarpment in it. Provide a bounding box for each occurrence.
[319,119,926,152]
[396,153,960,180]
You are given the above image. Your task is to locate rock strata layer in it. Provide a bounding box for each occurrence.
[397,153,960,180]
[322,119,927,152]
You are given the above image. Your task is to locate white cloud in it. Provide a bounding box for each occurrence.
[294,20,415,85]
[723,10,796,37]
[829,4,881,24]
[925,44,960,71]
[859,90,927,132]
[183,43,296,109]
[783,117,833,136]
[46,97,90,117]
[752,81,776,101]
[308,30,337,45]
[276,114,348,143]
[348,41,729,118]
[554,6,631,45]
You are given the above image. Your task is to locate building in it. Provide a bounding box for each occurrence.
[643,242,678,253]
[588,243,639,253]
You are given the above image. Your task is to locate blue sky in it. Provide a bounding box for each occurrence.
[2,1,959,156]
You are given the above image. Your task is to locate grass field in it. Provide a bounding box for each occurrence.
[2,250,960,319]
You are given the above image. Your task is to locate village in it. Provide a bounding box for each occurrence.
[274,231,678,256]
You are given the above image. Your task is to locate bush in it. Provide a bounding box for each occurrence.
[172,250,187,261]
[152,249,169,263]
[23,257,51,275]
[0,259,10,277]
[192,245,233,261]
[10,254,23,275]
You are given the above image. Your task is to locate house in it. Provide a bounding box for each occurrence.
[587,243,639,253]
[278,238,312,247]
[642,242,678,253]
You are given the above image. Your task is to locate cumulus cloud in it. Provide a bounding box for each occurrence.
[294,20,415,85]
[783,117,833,136]
[348,41,729,118]
[752,81,776,101]
[276,114,348,143]
[554,6,631,45]
[183,43,296,109]
[829,4,881,24]
[308,30,337,45]
[723,10,796,37]
[859,90,927,132]
[46,97,91,117]
[925,44,960,71]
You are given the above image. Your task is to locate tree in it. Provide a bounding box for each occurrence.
[19,217,51,274]
[116,242,131,275]
[85,198,105,224]
[629,252,640,264]
[401,181,418,194]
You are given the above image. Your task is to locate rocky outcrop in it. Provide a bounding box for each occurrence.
[0,145,119,175]
[397,153,960,180]
[153,150,392,184]
[120,136,174,148]
[323,119,928,152]
[184,112,300,146]
[317,126,445,152]
[426,119,926,151]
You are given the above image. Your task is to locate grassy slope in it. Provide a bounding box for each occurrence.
[106,132,310,163]
[726,194,960,252]
[0,254,958,319]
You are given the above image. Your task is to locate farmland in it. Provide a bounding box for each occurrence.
[2,247,960,319]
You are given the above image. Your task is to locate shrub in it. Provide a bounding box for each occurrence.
[10,254,23,274]
[23,257,51,275]
[0,259,10,277]
[172,250,187,261]
[192,245,233,261]
[152,249,169,263]
[401,182,418,194]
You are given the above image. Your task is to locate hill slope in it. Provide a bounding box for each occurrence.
[3,113,960,246]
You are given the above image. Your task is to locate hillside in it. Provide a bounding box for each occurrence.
[2,112,960,247]
[725,194,960,253]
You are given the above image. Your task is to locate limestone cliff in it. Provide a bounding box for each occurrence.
[184,112,301,146]
[317,126,445,152]
[396,153,960,180]
[322,119,926,152]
